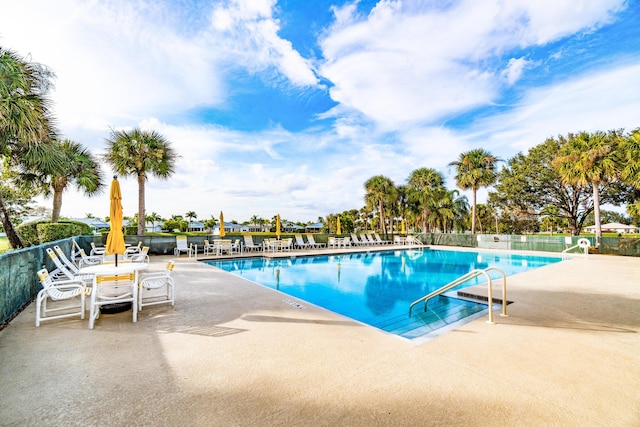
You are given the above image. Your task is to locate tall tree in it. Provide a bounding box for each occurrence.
[0,47,59,248]
[407,167,445,233]
[449,149,500,234]
[39,139,103,222]
[364,175,397,234]
[104,128,179,236]
[554,131,621,245]
[185,211,197,222]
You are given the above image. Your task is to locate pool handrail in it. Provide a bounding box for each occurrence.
[408,267,508,324]
[561,238,590,260]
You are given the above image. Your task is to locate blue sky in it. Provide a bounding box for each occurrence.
[1,0,639,223]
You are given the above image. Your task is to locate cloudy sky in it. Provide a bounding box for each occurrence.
[1,0,639,223]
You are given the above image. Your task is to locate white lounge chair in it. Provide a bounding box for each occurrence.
[358,234,371,246]
[52,246,94,284]
[306,234,326,248]
[174,236,192,257]
[243,235,261,252]
[374,233,392,245]
[350,233,364,246]
[35,269,88,327]
[294,234,312,249]
[138,260,175,311]
[366,234,379,245]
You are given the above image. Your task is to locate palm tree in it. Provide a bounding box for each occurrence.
[407,167,445,233]
[39,139,103,222]
[449,149,500,234]
[364,175,397,234]
[146,211,163,232]
[104,128,179,236]
[185,211,197,222]
[554,131,621,246]
[0,47,59,248]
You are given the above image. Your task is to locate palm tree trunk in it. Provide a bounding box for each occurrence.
[137,173,146,236]
[378,199,386,234]
[593,181,601,247]
[471,189,477,234]
[51,188,63,223]
[0,193,24,249]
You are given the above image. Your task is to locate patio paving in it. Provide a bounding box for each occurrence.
[1,247,639,426]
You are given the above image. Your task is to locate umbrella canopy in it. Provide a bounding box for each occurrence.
[276,214,281,238]
[219,211,225,237]
[336,216,341,235]
[105,177,126,259]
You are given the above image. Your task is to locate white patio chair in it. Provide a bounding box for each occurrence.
[342,236,352,247]
[124,241,142,258]
[305,234,326,248]
[280,238,293,251]
[35,269,88,327]
[89,272,138,329]
[129,246,150,263]
[173,236,192,257]
[76,249,103,268]
[138,260,175,311]
[230,239,242,254]
[327,236,338,248]
[203,240,216,255]
[90,242,106,256]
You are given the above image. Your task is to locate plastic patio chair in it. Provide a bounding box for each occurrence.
[35,269,88,327]
[138,260,175,311]
[89,272,138,329]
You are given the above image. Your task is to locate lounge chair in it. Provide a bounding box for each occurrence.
[366,234,379,245]
[306,234,326,248]
[35,269,88,327]
[350,233,363,246]
[243,235,261,252]
[174,236,193,257]
[374,233,392,245]
[358,234,371,246]
[138,260,175,311]
[294,234,312,249]
[52,246,94,284]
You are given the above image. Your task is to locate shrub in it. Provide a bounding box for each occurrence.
[16,219,94,246]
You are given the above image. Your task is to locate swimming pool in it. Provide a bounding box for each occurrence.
[205,249,562,340]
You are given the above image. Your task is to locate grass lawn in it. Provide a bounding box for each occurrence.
[0,236,9,253]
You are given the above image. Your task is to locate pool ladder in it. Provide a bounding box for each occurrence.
[408,267,508,324]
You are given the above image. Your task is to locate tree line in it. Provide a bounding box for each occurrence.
[354,130,640,244]
[1,47,179,249]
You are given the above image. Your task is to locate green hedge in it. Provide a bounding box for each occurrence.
[16,220,94,247]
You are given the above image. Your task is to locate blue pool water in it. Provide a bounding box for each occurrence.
[205,249,562,339]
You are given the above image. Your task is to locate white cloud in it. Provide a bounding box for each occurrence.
[319,0,626,130]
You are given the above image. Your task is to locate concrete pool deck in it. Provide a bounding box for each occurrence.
[1,246,639,426]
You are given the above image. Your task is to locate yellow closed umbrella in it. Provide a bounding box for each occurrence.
[105,176,126,266]
[219,211,225,237]
[336,216,341,235]
[401,218,406,234]
[276,214,281,239]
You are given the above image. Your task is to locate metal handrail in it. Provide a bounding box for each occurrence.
[561,238,590,260]
[408,267,508,324]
